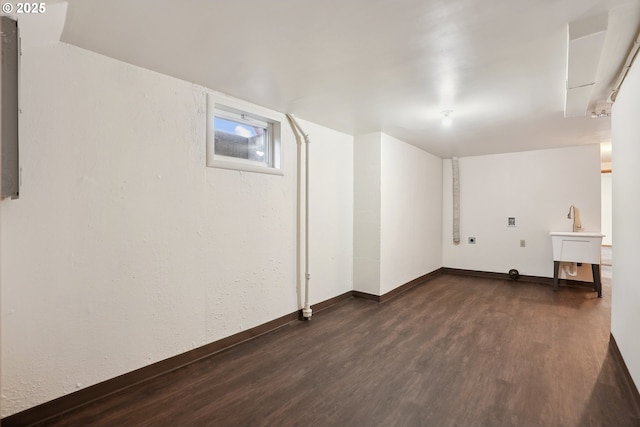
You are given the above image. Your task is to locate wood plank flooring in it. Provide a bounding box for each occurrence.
[34,270,640,427]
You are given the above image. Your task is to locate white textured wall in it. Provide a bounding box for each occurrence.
[0,42,354,416]
[601,172,612,246]
[379,134,442,295]
[353,132,443,296]
[611,57,640,391]
[442,145,601,280]
[297,118,353,304]
[353,133,381,294]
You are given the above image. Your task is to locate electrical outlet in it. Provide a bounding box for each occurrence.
[520,240,526,247]
[468,237,476,244]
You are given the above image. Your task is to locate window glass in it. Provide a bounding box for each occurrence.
[206,95,282,175]
[214,116,268,164]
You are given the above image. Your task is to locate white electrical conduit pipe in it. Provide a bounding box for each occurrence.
[286,114,312,319]
[452,157,461,244]
[609,29,640,103]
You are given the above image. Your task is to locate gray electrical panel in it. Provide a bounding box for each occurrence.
[1,16,20,200]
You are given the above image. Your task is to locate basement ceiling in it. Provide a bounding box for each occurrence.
[58,0,640,158]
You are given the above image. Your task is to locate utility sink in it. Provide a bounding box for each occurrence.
[549,231,605,297]
[549,232,604,264]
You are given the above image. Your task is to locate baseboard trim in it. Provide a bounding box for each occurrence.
[298,291,353,320]
[4,269,447,427]
[380,268,444,302]
[3,302,340,427]
[351,290,381,302]
[609,333,640,413]
[353,268,445,303]
[442,267,596,289]
[7,267,566,426]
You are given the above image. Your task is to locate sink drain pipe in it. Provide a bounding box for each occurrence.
[286,114,312,320]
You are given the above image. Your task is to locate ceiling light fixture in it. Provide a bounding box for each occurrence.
[441,110,453,126]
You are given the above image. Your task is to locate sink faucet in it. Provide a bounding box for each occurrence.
[567,205,583,232]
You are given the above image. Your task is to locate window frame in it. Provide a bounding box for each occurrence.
[206,94,283,175]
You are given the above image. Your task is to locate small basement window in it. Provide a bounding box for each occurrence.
[206,95,282,175]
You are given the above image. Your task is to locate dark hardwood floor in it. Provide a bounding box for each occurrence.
[35,268,640,427]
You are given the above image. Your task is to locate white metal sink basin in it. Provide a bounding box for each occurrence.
[549,232,604,264]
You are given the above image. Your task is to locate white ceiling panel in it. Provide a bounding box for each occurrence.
[52,0,640,158]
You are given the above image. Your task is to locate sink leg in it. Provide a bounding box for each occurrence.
[592,264,602,298]
[553,261,560,292]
